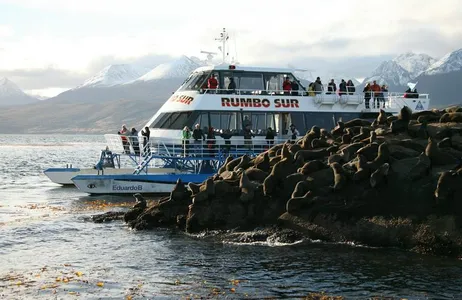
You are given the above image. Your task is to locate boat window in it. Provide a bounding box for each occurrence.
[251,113,266,134]
[192,112,209,131]
[290,113,306,135]
[264,73,283,93]
[210,113,220,130]
[179,71,210,91]
[151,113,168,128]
[236,73,264,91]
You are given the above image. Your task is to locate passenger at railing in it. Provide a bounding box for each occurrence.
[346,80,356,95]
[141,127,150,156]
[370,80,382,109]
[339,79,347,96]
[242,116,252,130]
[182,126,191,157]
[327,79,337,95]
[404,87,419,99]
[308,82,315,96]
[283,76,292,95]
[227,77,236,94]
[130,127,140,155]
[243,125,255,150]
[265,127,275,146]
[380,85,388,108]
[220,129,232,154]
[207,74,218,94]
[192,124,206,155]
[314,77,323,95]
[289,124,300,142]
[206,127,216,157]
[363,83,371,109]
[291,80,299,96]
[118,124,130,154]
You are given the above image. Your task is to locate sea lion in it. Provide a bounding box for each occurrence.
[291,180,311,198]
[412,109,440,120]
[344,118,371,128]
[281,143,292,160]
[366,142,390,171]
[341,142,365,161]
[192,178,215,204]
[218,156,233,174]
[407,152,431,181]
[255,152,270,172]
[386,115,398,125]
[297,160,326,175]
[271,158,298,180]
[417,114,440,124]
[226,156,242,171]
[438,137,452,148]
[188,182,201,195]
[263,174,275,196]
[440,112,462,123]
[390,119,408,134]
[233,155,251,171]
[425,136,457,166]
[398,105,412,122]
[133,193,147,209]
[245,167,268,182]
[377,109,388,125]
[341,132,352,144]
[269,156,282,166]
[311,138,330,149]
[289,144,302,156]
[327,153,345,165]
[294,149,330,162]
[286,191,314,214]
[352,127,371,143]
[240,172,256,202]
[320,128,333,139]
[330,162,347,191]
[435,170,462,204]
[353,154,369,181]
[331,121,345,136]
[370,163,390,188]
[170,178,189,202]
[444,106,462,113]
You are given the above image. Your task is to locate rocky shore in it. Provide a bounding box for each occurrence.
[94,106,462,258]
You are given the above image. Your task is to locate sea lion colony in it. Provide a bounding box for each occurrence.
[102,105,462,256]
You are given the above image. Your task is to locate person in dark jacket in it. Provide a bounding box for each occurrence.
[192,124,206,155]
[265,127,275,146]
[339,79,347,96]
[313,77,323,94]
[327,79,336,94]
[363,83,371,109]
[130,128,140,155]
[346,80,356,95]
[227,77,236,94]
[220,129,233,153]
[141,126,150,155]
[291,80,299,96]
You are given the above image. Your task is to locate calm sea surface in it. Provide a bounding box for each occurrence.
[1,134,462,299]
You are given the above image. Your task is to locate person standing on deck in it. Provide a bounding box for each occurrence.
[207,74,218,94]
[289,124,300,142]
[370,80,381,109]
[346,80,356,95]
[119,124,130,154]
[182,126,191,156]
[130,128,140,155]
[141,127,150,155]
[363,83,371,109]
[327,79,336,95]
[283,76,292,95]
[265,127,275,146]
[313,77,323,95]
[192,124,206,155]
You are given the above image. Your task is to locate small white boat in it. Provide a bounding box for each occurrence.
[43,166,136,186]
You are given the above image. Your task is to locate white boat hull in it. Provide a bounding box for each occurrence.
[43,167,176,185]
[71,173,211,195]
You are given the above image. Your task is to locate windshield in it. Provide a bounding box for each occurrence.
[178,71,211,91]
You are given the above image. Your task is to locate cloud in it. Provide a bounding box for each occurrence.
[0,24,14,37]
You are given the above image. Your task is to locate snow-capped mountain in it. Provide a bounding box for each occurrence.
[362,60,412,87]
[132,55,205,82]
[76,64,150,89]
[0,78,39,106]
[393,52,436,78]
[423,48,462,76]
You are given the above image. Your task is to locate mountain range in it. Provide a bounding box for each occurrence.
[1,49,462,133]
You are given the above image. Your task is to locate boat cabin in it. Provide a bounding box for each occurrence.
[143,64,430,141]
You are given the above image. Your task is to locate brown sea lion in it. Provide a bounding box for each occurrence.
[286,191,314,214]
[321,128,333,139]
[255,152,270,172]
[291,180,311,198]
[245,167,268,182]
[366,142,390,171]
[240,172,256,202]
[226,156,243,171]
[417,114,440,124]
[435,170,462,204]
[398,105,412,122]
[330,162,347,191]
[298,160,326,175]
[281,143,292,160]
[438,137,452,148]
[344,118,372,128]
[331,121,345,136]
[271,158,297,181]
[440,112,462,123]
[407,152,431,181]
[341,142,365,161]
[218,156,234,174]
[425,136,456,166]
[370,163,390,188]
[289,144,302,156]
[353,154,369,181]
[327,153,345,165]
[386,115,398,125]
[377,109,388,125]
[233,155,251,171]
[311,138,330,149]
[295,149,330,162]
[263,174,275,196]
[352,127,371,143]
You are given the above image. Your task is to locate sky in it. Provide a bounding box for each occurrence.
[1,0,462,98]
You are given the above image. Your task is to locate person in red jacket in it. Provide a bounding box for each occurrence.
[282,75,292,95]
[207,74,218,93]
[370,80,381,109]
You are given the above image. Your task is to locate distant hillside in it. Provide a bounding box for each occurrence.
[0,77,39,106]
[0,98,163,134]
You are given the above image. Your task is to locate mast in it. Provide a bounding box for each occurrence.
[215,28,229,63]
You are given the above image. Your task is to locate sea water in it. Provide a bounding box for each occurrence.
[1,134,462,299]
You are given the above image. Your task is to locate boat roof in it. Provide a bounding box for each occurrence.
[193,63,297,74]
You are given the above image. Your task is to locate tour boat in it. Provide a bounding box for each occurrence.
[71,28,431,195]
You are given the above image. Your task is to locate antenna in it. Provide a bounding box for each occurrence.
[215,28,229,63]
[200,50,217,64]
